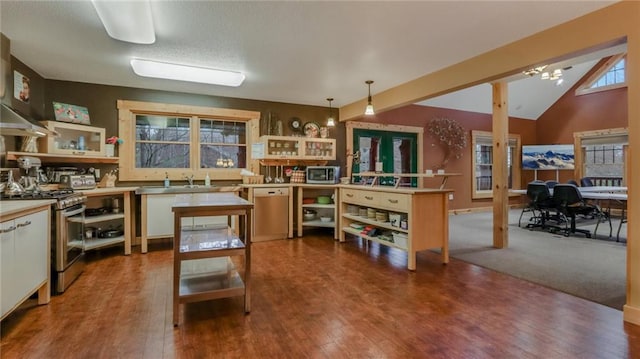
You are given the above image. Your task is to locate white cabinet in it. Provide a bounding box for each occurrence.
[1,208,50,320]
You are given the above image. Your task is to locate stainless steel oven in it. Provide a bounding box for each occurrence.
[2,190,87,293]
[54,194,87,293]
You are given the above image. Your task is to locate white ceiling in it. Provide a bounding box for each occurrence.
[0,1,620,117]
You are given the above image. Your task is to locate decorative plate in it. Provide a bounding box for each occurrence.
[303,122,320,138]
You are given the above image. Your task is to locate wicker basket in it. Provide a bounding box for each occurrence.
[242,175,264,184]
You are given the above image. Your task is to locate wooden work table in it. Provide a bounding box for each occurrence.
[171,193,253,326]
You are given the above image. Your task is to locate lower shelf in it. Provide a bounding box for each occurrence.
[302,220,335,228]
[342,227,408,250]
[69,236,125,251]
[178,257,245,301]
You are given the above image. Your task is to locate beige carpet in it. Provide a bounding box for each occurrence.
[447,209,627,310]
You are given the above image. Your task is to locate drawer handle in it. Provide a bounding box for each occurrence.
[388,199,398,204]
[364,196,373,200]
[16,220,32,228]
[346,193,354,198]
[0,225,16,233]
[72,151,86,156]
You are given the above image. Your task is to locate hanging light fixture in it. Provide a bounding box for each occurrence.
[326,98,336,127]
[364,80,375,115]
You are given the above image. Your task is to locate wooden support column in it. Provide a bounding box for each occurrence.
[492,82,509,248]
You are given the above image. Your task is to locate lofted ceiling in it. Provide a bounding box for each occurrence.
[0,1,621,117]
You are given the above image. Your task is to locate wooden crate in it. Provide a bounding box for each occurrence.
[242,175,264,184]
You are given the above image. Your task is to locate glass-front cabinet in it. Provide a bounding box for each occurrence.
[39,121,106,156]
[252,136,335,160]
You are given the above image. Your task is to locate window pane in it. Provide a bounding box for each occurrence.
[136,143,190,168]
[136,115,190,142]
[200,144,246,169]
[200,120,246,144]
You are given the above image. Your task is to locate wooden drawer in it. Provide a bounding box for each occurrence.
[378,192,410,212]
[341,188,363,204]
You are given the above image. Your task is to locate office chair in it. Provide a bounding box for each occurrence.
[545,180,558,189]
[580,177,595,187]
[567,179,579,186]
[552,184,602,238]
[519,182,556,229]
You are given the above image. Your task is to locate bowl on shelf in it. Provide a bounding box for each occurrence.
[304,213,315,221]
[320,216,332,223]
[316,196,331,204]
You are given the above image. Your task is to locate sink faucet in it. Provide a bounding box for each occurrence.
[183,174,194,187]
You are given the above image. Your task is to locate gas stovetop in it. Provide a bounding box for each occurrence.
[1,189,86,209]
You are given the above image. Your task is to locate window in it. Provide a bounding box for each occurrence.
[590,57,625,89]
[118,100,260,181]
[471,130,521,199]
[574,128,627,186]
[576,53,627,96]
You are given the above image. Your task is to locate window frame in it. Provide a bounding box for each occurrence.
[573,127,628,186]
[471,130,521,199]
[117,100,260,181]
[575,53,627,96]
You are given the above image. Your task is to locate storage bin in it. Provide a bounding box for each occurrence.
[389,213,407,227]
[392,232,408,249]
[242,175,264,184]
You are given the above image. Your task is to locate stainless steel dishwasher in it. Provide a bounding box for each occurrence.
[253,187,289,241]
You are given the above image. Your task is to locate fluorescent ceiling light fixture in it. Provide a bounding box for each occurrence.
[92,0,155,44]
[130,59,246,87]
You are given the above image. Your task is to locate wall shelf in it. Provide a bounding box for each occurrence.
[7,151,119,164]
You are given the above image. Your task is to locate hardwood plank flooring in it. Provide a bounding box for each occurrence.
[2,233,640,358]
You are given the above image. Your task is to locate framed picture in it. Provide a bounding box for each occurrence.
[14,71,30,103]
[522,144,575,170]
[53,102,91,125]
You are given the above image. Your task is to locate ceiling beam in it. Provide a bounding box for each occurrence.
[338,1,631,122]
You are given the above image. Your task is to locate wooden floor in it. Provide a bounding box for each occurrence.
[2,232,640,359]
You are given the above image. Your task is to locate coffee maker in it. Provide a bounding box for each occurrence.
[16,156,46,191]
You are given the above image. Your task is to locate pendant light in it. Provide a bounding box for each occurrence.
[364,80,375,115]
[326,98,336,127]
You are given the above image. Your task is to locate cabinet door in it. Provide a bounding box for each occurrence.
[14,211,48,300]
[146,194,176,237]
[1,219,16,318]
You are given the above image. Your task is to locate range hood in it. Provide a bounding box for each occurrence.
[0,103,52,137]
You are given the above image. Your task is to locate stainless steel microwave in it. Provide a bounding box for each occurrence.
[306,166,340,184]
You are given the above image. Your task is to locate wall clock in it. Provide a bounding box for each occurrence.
[289,117,302,132]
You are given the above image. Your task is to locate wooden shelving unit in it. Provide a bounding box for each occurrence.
[171,193,253,326]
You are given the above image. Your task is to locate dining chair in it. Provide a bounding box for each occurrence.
[580,177,595,187]
[519,182,556,229]
[552,184,603,238]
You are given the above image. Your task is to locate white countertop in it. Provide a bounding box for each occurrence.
[0,199,56,218]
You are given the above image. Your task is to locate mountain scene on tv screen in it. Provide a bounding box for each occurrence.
[522,145,575,170]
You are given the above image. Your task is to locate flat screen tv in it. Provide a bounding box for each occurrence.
[522,144,575,170]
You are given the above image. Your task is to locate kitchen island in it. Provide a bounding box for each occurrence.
[338,185,452,270]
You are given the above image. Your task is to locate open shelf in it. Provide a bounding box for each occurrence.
[7,151,118,164]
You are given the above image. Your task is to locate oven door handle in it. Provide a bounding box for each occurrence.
[63,205,86,218]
